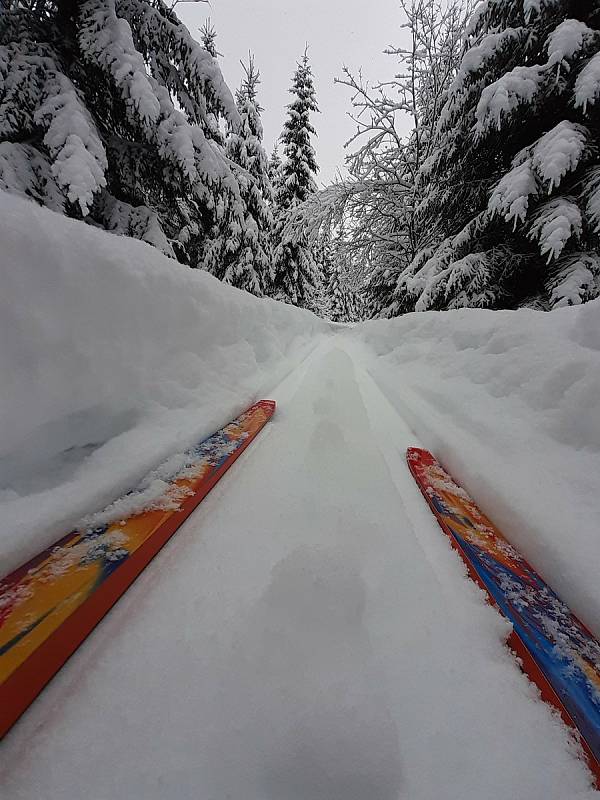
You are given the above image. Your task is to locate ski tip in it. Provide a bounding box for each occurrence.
[406,446,435,464]
[255,399,276,415]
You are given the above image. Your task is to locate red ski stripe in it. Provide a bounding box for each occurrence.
[0,401,275,740]
[406,446,600,788]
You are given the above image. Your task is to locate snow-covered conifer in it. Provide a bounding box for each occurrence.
[327,261,354,323]
[268,144,283,189]
[363,262,405,319]
[309,233,335,318]
[199,18,218,58]
[396,0,600,311]
[201,56,274,296]
[271,52,320,307]
[276,52,319,207]
[0,0,240,264]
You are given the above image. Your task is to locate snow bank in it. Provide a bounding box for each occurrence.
[3,343,596,799]
[354,302,600,638]
[0,192,327,575]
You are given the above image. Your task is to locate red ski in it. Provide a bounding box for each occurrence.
[407,447,600,787]
[0,400,275,739]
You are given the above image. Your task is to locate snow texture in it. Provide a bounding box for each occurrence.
[488,159,538,226]
[0,142,65,211]
[78,0,161,126]
[1,339,598,799]
[546,19,595,70]
[531,121,589,192]
[357,300,600,644]
[583,167,600,234]
[203,60,274,296]
[474,65,544,135]
[272,54,320,307]
[0,43,108,213]
[465,1,489,37]
[488,121,589,227]
[452,28,524,92]
[575,52,600,112]
[527,197,583,262]
[96,192,176,257]
[1,192,600,796]
[547,253,600,309]
[0,192,326,575]
[34,74,108,214]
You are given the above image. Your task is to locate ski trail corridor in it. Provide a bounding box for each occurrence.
[1,337,597,799]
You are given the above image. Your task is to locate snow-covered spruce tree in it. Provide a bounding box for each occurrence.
[396,0,600,311]
[0,0,240,263]
[271,52,320,307]
[363,253,408,319]
[268,143,283,189]
[199,18,218,59]
[201,56,274,296]
[327,260,355,322]
[311,231,337,318]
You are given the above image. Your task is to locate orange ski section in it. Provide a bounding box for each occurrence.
[0,400,275,739]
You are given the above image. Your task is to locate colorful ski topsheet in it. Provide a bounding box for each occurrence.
[0,400,275,739]
[407,447,600,784]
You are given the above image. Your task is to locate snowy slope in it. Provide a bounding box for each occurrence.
[0,192,327,575]
[1,340,596,798]
[2,194,600,796]
[353,303,600,639]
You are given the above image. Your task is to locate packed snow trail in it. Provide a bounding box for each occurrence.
[0,339,596,799]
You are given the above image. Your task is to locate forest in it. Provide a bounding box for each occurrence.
[1,0,600,319]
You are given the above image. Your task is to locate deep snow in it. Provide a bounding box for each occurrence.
[1,193,600,796]
[354,305,600,640]
[2,341,597,799]
[0,192,327,575]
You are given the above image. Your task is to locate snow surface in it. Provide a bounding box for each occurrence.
[0,192,326,575]
[1,193,600,796]
[355,306,600,641]
[1,340,597,799]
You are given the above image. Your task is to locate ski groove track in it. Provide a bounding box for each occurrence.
[1,337,597,799]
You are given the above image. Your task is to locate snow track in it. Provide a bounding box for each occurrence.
[1,338,597,799]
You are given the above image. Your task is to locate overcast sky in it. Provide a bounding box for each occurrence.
[178,0,410,185]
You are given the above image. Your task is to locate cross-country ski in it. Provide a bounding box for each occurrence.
[0,401,275,739]
[407,446,600,784]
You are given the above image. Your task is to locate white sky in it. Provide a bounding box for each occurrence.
[178,0,410,185]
